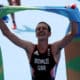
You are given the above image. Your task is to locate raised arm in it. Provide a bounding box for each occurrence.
[53,5,80,49]
[59,21,78,48]
[52,5,80,63]
[0,19,34,53]
[58,4,80,48]
[52,21,78,63]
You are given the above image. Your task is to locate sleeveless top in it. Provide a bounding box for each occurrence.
[30,45,56,80]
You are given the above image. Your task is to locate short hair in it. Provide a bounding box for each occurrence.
[38,21,51,32]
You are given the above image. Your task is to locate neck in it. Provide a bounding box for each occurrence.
[37,39,48,53]
[38,38,48,45]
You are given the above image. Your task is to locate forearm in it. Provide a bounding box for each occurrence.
[0,19,17,42]
[0,19,32,50]
[0,19,10,36]
[70,21,78,36]
[0,19,24,48]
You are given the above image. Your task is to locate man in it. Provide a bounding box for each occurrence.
[8,0,21,29]
[0,6,79,80]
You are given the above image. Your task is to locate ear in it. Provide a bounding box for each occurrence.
[48,32,51,37]
[36,31,38,37]
[36,32,37,37]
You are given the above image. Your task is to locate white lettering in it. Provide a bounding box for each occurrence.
[34,58,49,64]
[37,65,46,71]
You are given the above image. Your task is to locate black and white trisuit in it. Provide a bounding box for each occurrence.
[30,45,56,80]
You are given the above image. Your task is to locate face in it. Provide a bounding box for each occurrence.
[36,23,51,40]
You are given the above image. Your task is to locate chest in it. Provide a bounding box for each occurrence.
[30,49,55,71]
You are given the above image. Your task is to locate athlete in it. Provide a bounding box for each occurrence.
[0,6,79,80]
[8,0,21,29]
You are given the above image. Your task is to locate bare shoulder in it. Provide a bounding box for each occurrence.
[51,41,62,54]
[51,41,61,49]
[24,41,35,54]
[24,41,36,60]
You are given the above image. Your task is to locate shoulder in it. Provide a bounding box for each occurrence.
[50,40,62,51]
[25,42,35,53]
[52,41,61,47]
[25,43,37,60]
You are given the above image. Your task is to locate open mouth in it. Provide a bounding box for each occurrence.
[39,32,45,36]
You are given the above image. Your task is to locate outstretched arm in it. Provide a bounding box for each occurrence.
[59,21,78,48]
[52,5,79,63]
[52,21,78,63]
[0,19,34,53]
[54,5,80,49]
